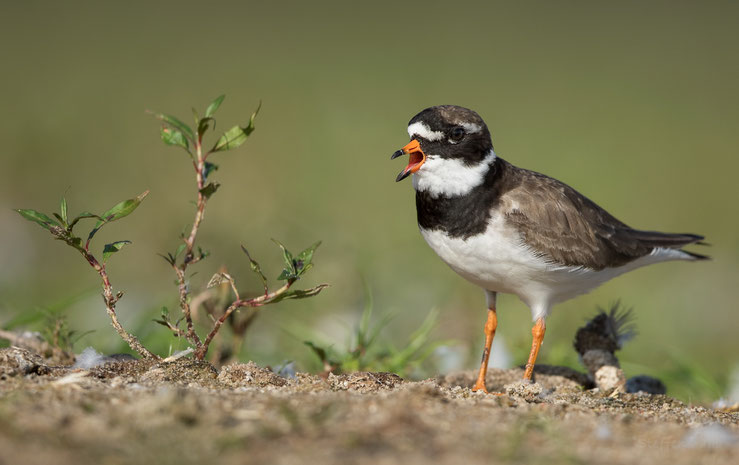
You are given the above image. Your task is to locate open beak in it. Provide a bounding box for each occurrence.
[391,139,427,182]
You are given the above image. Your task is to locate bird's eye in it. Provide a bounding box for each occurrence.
[450,126,465,142]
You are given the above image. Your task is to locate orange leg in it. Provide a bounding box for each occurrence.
[471,305,498,393]
[523,318,546,381]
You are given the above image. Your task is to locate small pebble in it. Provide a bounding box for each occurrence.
[625,375,666,395]
[595,422,612,440]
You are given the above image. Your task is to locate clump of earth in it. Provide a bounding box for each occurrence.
[1,346,737,465]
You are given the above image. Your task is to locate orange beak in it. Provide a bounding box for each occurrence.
[391,139,427,182]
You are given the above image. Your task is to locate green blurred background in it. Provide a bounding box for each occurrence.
[1,1,737,402]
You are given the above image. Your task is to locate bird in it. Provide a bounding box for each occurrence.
[391,105,708,393]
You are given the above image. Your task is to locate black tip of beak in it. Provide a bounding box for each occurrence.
[391,149,404,160]
[396,170,411,182]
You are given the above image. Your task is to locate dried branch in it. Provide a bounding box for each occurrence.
[195,280,294,359]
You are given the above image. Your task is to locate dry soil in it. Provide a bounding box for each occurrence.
[1,347,737,465]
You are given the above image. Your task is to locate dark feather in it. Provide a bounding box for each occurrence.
[499,159,709,269]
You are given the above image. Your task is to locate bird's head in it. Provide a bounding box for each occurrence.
[392,105,496,197]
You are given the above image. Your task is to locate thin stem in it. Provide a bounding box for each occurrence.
[183,144,207,261]
[246,281,293,306]
[160,320,187,338]
[173,138,209,351]
[194,280,294,360]
[216,272,240,302]
[173,264,202,347]
[82,251,159,360]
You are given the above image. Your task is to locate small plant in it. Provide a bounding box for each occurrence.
[16,193,157,358]
[0,304,92,363]
[39,310,94,356]
[303,297,451,378]
[16,95,327,361]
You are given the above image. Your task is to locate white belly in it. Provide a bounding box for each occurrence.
[419,213,676,320]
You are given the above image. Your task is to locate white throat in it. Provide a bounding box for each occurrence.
[412,150,497,198]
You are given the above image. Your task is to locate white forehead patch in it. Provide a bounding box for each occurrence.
[407,122,444,141]
[460,122,482,134]
[412,150,497,198]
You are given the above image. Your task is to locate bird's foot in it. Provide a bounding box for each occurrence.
[471,382,488,393]
[471,383,504,395]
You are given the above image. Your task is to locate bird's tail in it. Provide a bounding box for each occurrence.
[627,229,710,260]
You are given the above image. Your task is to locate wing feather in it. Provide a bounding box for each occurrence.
[501,168,704,269]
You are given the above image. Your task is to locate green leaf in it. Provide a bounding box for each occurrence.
[15,209,59,231]
[268,284,328,304]
[87,190,149,245]
[102,240,131,262]
[199,182,220,199]
[203,162,218,181]
[243,100,261,137]
[386,309,443,373]
[210,101,260,153]
[174,243,186,260]
[60,197,68,225]
[241,245,268,293]
[18,207,84,253]
[205,94,225,118]
[153,307,172,328]
[296,241,321,275]
[211,125,248,152]
[272,239,293,269]
[149,112,195,141]
[272,239,296,280]
[304,341,328,363]
[197,117,215,140]
[157,253,176,266]
[153,319,172,328]
[68,212,99,231]
[65,235,85,252]
[297,241,321,264]
[277,268,294,281]
[160,127,189,151]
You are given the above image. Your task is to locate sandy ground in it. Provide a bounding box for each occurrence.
[1,347,737,465]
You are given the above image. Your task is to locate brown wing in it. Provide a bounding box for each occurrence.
[502,167,703,270]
